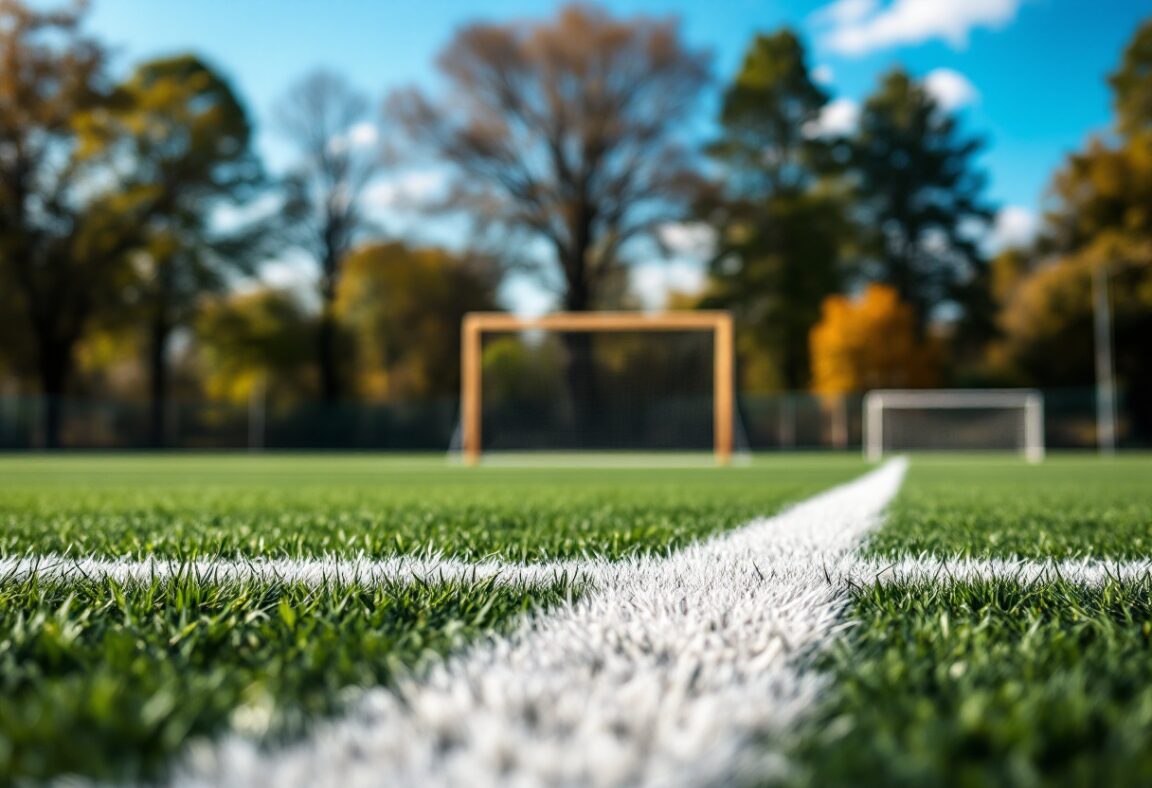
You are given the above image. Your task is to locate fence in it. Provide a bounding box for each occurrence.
[0,388,1141,451]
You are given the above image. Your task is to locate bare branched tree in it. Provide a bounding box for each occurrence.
[276,70,382,403]
[391,3,711,312]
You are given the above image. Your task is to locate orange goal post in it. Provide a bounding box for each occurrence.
[459,311,736,465]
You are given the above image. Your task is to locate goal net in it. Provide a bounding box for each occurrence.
[863,389,1044,462]
[453,312,747,464]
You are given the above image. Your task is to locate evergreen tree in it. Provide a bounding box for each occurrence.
[851,68,994,333]
[702,30,850,390]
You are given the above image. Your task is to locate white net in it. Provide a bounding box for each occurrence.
[864,389,1044,462]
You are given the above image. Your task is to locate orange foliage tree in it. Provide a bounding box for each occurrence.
[809,284,939,395]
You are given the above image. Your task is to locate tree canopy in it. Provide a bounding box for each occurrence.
[851,68,993,331]
[79,53,265,445]
[276,69,383,402]
[810,284,939,396]
[701,30,850,391]
[336,242,499,401]
[392,2,710,312]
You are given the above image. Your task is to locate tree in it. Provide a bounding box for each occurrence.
[0,0,141,447]
[708,30,831,197]
[701,30,851,391]
[79,54,265,446]
[195,288,317,406]
[276,70,382,404]
[336,242,499,401]
[851,68,994,332]
[391,3,709,422]
[1000,19,1152,438]
[1110,18,1152,137]
[392,3,709,312]
[809,284,939,395]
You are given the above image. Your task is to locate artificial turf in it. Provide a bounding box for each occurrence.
[869,455,1152,560]
[0,453,863,782]
[0,454,866,562]
[787,455,1152,788]
[0,574,571,782]
[7,454,1150,784]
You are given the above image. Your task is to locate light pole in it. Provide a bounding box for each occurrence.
[1092,263,1117,455]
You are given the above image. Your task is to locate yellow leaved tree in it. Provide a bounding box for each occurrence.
[809,284,939,396]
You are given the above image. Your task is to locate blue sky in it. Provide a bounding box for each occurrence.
[80,0,1150,310]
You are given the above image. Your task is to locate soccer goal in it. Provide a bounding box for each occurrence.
[863,389,1045,463]
[456,311,739,465]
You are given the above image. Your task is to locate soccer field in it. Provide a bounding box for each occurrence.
[1,454,1150,784]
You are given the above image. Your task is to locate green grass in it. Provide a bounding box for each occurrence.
[12,453,1150,784]
[0,454,865,561]
[790,578,1152,788]
[786,455,1152,787]
[0,573,574,783]
[869,455,1152,560]
[0,453,862,782]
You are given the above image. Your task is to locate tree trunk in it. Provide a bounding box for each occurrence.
[318,242,341,404]
[318,299,340,404]
[782,326,806,392]
[147,314,171,449]
[561,267,599,446]
[36,342,71,450]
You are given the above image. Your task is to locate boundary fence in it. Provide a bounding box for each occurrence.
[0,388,1140,451]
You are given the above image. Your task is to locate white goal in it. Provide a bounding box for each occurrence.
[863,389,1044,463]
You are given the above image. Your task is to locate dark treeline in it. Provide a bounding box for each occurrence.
[1,1,1150,446]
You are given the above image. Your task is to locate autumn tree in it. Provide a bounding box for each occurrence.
[999,18,1152,438]
[851,68,994,334]
[336,242,499,401]
[195,288,317,406]
[276,70,382,404]
[809,284,939,396]
[1110,17,1152,137]
[392,3,709,422]
[0,0,143,447]
[701,29,851,390]
[80,54,265,446]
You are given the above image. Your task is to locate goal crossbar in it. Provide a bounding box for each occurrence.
[460,311,735,465]
[864,388,1045,463]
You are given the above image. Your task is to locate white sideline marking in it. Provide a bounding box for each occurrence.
[856,555,1152,587]
[174,459,908,788]
[7,551,1148,595]
[0,553,584,589]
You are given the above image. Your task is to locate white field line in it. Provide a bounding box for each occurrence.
[173,459,908,788]
[7,550,1149,595]
[855,555,1152,587]
[0,553,585,588]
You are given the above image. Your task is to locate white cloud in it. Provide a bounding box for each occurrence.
[806,97,860,137]
[261,258,315,291]
[811,64,835,85]
[656,222,717,260]
[631,260,707,311]
[815,0,1024,56]
[364,170,447,210]
[347,121,379,149]
[327,122,380,156]
[500,276,556,318]
[990,205,1038,250]
[923,68,979,110]
[817,0,880,27]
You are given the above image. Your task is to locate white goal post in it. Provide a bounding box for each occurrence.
[864,389,1045,463]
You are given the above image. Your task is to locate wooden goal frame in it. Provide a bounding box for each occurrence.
[460,311,735,465]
